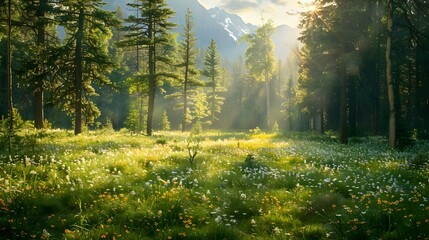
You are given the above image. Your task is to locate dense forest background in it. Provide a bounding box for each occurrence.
[0,0,428,148]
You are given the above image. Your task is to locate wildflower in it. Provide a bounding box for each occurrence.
[42,229,50,239]
[215,216,222,224]
[251,219,256,226]
[240,193,247,199]
[273,227,282,235]
[29,170,37,175]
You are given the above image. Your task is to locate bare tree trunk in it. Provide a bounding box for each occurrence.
[136,44,144,132]
[339,66,348,144]
[320,96,324,134]
[182,58,189,132]
[348,76,357,137]
[7,0,13,152]
[386,0,396,148]
[211,77,215,126]
[74,8,84,135]
[35,0,47,129]
[265,72,271,129]
[146,17,155,136]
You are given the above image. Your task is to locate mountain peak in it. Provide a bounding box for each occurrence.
[208,7,257,42]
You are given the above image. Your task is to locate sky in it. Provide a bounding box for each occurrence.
[198,0,307,28]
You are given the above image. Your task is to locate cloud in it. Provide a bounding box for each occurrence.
[270,0,289,4]
[220,0,259,12]
[221,0,293,12]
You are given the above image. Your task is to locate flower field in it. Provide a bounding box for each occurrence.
[1,130,429,239]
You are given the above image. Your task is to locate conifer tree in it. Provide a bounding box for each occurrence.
[202,39,225,126]
[121,0,176,136]
[176,9,201,132]
[244,21,275,129]
[19,0,60,129]
[53,0,119,135]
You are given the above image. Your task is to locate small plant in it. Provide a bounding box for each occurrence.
[409,153,429,169]
[0,109,31,155]
[272,121,280,133]
[160,111,171,131]
[156,138,167,145]
[191,121,203,135]
[249,126,262,135]
[187,134,202,165]
[244,154,257,167]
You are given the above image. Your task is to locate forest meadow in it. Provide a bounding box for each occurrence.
[1,0,429,239]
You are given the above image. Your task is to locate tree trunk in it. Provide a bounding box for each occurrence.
[6,0,14,154]
[7,0,13,136]
[146,17,155,136]
[348,76,357,137]
[407,44,419,131]
[211,77,215,126]
[0,42,6,118]
[339,65,348,144]
[35,0,47,129]
[182,57,189,132]
[386,0,395,148]
[265,72,271,129]
[136,44,144,132]
[320,96,324,134]
[74,7,84,135]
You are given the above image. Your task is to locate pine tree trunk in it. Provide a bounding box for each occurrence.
[348,76,357,137]
[265,72,271,129]
[407,40,419,132]
[146,17,155,136]
[34,0,47,129]
[339,66,348,144]
[136,44,144,132]
[182,61,188,132]
[0,42,6,118]
[211,77,215,126]
[386,0,396,148]
[74,8,84,135]
[7,0,13,137]
[320,96,324,134]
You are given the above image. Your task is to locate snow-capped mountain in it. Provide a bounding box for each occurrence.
[208,7,257,42]
[103,0,298,61]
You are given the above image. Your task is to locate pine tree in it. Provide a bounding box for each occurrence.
[202,39,225,126]
[176,9,201,132]
[52,0,120,135]
[385,0,395,148]
[19,0,60,129]
[243,21,275,129]
[121,0,176,136]
[160,110,171,131]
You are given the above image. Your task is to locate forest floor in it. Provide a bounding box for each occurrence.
[0,129,429,239]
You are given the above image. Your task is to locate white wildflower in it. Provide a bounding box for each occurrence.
[273,227,282,235]
[42,229,50,238]
[251,219,256,226]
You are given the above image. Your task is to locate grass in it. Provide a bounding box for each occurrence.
[0,129,429,239]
